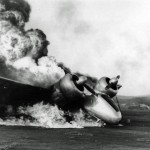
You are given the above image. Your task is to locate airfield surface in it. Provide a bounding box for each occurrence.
[0,108,150,150]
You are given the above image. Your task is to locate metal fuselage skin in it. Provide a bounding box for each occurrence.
[84,95,122,124]
[85,76,122,124]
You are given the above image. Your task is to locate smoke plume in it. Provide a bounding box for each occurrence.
[0,0,65,87]
[28,0,150,96]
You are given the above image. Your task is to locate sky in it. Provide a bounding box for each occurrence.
[26,0,150,96]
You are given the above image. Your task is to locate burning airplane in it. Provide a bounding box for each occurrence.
[0,71,122,125]
[0,0,122,125]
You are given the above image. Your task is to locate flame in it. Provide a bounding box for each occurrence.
[0,103,103,128]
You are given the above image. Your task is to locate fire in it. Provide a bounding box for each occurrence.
[0,103,103,128]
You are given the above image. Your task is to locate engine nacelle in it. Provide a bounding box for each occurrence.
[51,74,85,110]
[59,74,85,100]
[94,76,121,98]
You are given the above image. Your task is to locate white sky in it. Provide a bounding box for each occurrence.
[26,0,150,96]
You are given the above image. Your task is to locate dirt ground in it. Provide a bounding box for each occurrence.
[0,109,149,150]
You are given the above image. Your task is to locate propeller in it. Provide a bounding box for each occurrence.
[105,75,121,90]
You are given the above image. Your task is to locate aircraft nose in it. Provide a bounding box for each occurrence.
[94,106,122,124]
[107,111,122,124]
[84,95,122,124]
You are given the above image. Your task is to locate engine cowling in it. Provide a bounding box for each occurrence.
[94,76,121,98]
[51,74,85,110]
[59,74,85,100]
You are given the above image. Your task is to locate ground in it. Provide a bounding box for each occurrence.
[0,108,150,150]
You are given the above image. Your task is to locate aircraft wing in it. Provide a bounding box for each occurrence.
[0,76,52,106]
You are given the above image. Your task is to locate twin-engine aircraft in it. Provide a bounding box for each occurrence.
[0,73,122,124]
